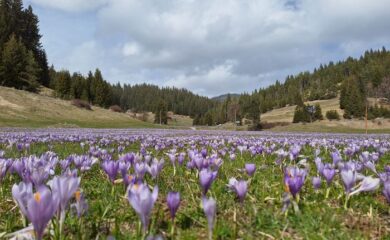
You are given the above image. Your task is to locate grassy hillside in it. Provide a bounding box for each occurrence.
[261,97,390,133]
[0,87,154,128]
[261,98,342,123]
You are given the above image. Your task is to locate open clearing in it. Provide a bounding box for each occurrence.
[0,87,153,128]
[261,97,390,133]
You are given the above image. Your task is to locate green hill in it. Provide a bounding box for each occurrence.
[0,86,154,128]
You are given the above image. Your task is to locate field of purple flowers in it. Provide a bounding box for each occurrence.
[0,128,390,239]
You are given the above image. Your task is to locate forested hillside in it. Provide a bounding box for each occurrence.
[251,49,390,114]
[0,0,216,119]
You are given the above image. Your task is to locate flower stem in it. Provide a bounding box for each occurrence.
[234,204,237,239]
[325,188,330,199]
[344,194,350,210]
[171,219,176,239]
[292,200,300,214]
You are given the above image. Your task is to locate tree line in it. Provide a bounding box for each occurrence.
[50,67,217,117]
[255,48,390,119]
[0,0,49,91]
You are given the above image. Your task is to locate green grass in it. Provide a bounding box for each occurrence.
[270,123,390,134]
[0,86,157,129]
[1,141,389,239]
[0,116,156,129]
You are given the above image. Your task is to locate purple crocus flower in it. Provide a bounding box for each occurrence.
[350,176,380,196]
[199,169,217,195]
[0,158,11,182]
[202,196,216,240]
[166,192,180,221]
[118,160,131,177]
[178,153,186,165]
[311,176,322,190]
[331,151,342,165]
[289,145,301,160]
[119,153,135,164]
[135,162,147,179]
[71,190,88,217]
[227,178,248,203]
[49,175,80,214]
[379,172,390,183]
[123,174,136,186]
[59,159,71,171]
[147,158,164,179]
[383,181,390,204]
[314,157,324,174]
[284,166,307,198]
[167,153,176,166]
[363,161,377,174]
[340,169,356,193]
[12,182,59,240]
[321,164,336,186]
[102,160,119,183]
[194,156,205,170]
[127,184,158,232]
[201,149,208,158]
[245,163,256,177]
[30,165,50,187]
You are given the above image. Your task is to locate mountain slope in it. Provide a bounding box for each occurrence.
[0,87,153,128]
[261,97,390,132]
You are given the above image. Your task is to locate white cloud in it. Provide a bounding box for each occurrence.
[28,0,108,12]
[31,0,390,96]
[163,60,271,97]
[122,42,141,57]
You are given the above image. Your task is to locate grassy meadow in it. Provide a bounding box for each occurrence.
[0,129,389,239]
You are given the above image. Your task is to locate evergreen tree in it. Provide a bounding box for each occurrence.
[85,71,94,103]
[0,34,39,91]
[341,77,366,118]
[0,0,49,88]
[54,70,71,98]
[93,69,106,106]
[70,73,84,99]
[293,105,310,123]
[48,65,56,88]
[204,111,213,126]
[314,104,324,120]
[154,99,168,124]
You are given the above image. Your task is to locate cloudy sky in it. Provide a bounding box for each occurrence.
[24,0,390,97]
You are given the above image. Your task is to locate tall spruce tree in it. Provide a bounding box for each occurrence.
[54,70,71,98]
[154,99,168,124]
[0,0,49,89]
[0,34,39,91]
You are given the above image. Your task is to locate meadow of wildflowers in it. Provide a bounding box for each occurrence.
[0,128,389,239]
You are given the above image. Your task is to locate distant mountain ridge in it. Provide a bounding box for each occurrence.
[212,93,241,102]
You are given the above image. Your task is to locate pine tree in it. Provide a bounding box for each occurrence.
[314,104,323,120]
[54,70,71,98]
[154,99,168,124]
[0,0,12,50]
[48,65,56,88]
[204,111,213,126]
[86,71,94,103]
[93,69,105,106]
[0,34,39,91]
[70,73,84,99]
